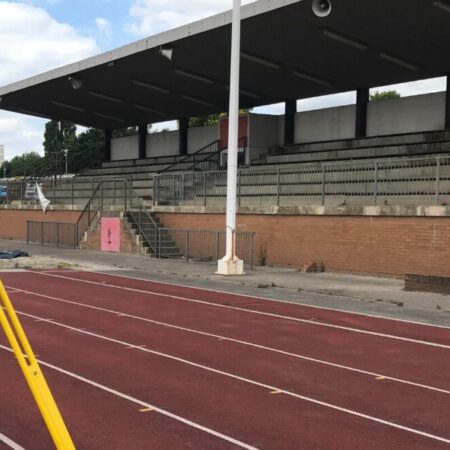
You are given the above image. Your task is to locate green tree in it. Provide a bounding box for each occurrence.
[1,152,43,177]
[370,90,401,101]
[189,109,250,127]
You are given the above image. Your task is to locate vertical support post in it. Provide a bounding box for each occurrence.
[374,161,378,205]
[436,157,441,205]
[100,183,104,211]
[158,228,161,258]
[56,223,60,248]
[203,172,207,207]
[26,222,29,245]
[250,233,255,270]
[217,0,244,275]
[73,224,77,249]
[71,178,74,206]
[276,168,281,206]
[113,179,116,205]
[321,166,326,206]
[216,231,220,261]
[103,129,112,162]
[445,75,450,130]
[355,87,369,139]
[284,99,296,146]
[138,124,147,160]
[6,180,10,205]
[238,171,241,207]
[185,229,189,261]
[41,222,44,246]
[178,118,189,156]
[172,174,176,206]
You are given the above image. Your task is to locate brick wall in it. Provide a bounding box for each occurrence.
[156,213,450,277]
[0,209,80,240]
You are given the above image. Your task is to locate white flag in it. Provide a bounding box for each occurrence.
[36,183,50,213]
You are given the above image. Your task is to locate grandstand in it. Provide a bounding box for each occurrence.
[0,0,449,277]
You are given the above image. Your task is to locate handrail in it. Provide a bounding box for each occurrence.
[159,139,221,174]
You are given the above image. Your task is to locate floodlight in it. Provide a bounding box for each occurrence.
[68,77,83,90]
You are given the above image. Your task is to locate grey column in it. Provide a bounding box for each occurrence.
[445,75,450,130]
[355,87,369,138]
[138,124,147,159]
[284,99,296,146]
[179,118,189,155]
[103,129,112,162]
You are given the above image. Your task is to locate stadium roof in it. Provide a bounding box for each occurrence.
[0,0,449,129]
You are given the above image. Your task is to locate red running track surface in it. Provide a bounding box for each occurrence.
[0,269,449,450]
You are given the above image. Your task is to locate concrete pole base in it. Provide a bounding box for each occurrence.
[216,258,245,276]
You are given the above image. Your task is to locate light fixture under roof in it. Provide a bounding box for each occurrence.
[132,80,171,95]
[434,0,450,13]
[180,94,214,107]
[159,46,174,61]
[322,30,368,51]
[95,112,125,123]
[174,69,214,85]
[241,52,281,69]
[293,70,332,87]
[51,100,84,112]
[20,109,51,119]
[134,104,167,116]
[379,53,419,71]
[68,76,83,90]
[88,91,124,104]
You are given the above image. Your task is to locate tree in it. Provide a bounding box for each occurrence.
[1,152,43,177]
[189,109,250,127]
[370,90,401,101]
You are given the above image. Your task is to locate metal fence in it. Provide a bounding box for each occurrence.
[153,155,450,208]
[27,221,77,249]
[156,228,255,269]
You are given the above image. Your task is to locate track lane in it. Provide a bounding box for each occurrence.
[3,314,449,450]
[5,276,450,391]
[31,269,450,343]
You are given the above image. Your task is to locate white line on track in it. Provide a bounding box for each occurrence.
[27,271,450,349]
[85,269,450,330]
[8,286,450,395]
[13,309,450,445]
[0,347,258,450]
[0,433,26,450]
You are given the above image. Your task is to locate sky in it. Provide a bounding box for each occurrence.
[0,0,446,160]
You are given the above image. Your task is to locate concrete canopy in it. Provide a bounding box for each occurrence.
[0,0,449,130]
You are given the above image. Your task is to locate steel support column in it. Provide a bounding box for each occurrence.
[355,87,369,138]
[284,99,296,145]
[103,129,112,162]
[178,118,189,156]
[138,124,147,159]
[445,75,450,130]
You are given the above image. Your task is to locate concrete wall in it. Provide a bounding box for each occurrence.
[248,113,280,163]
[156,212,450,278]
[295,105,356,143]
[187,125,218,154]
[367,92,446,136]
[147,130,179,157]
[111,135,139,161]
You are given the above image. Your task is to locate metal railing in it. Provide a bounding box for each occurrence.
[158,140,221,174]
[26,221,78,249]
[157,228,255,268]
[154,155,450,207]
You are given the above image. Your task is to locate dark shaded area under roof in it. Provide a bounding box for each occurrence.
[0,0,449,130]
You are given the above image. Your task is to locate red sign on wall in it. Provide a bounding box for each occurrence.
[101,218,121,253]
[219,115,248,149]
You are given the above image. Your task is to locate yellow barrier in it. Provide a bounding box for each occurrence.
[0,280,75,449]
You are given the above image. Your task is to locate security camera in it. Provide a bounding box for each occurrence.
[312,0,332,17]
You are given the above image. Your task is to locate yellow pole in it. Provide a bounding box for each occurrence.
[0,280,75,449]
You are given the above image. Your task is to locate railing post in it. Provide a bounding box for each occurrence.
[172,174,176,206]
[276,168,281,206]
[250,232,255,271]
[41,222,44,246]
[6,180,10,205]
[321,166,325,206]
[56,223,60,248]
[158,227,161,258]
[124,180,128,212]
[238,170,242,207]
[185,229,189,262]
[435,157,441,205]
[215,231,220,261]
[26,221,29,245]
[113,179,116,206]
[20,181,24,203]
[71,178,74,206]
[52,177,55,204]
[73,224,77,249]
[374,161,378,206]
[203,172,207,207]
[100,182,104,211]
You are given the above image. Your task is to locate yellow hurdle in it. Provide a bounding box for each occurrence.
[0,280,75,450]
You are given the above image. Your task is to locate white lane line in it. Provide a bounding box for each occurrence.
[13,309,450,445]
[8,286,450,395]
[0,433,26,450]
[0,349,258,450]
[78,268,450,330]
[24,272,450,349]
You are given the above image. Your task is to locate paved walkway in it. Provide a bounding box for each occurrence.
[0,239,449,327]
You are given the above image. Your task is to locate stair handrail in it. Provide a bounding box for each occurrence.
[158,139,221,174]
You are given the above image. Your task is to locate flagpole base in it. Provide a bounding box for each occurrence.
[216,257,245,276]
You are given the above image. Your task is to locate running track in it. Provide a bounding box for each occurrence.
[0,269,449,449]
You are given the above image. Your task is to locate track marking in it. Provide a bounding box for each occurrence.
[13,272,450,349]
[79,268,450,330]
[7,286,450,395]
[13,310,450,445]
[0,347,259,450]
[0,434,26,450]
[139,407,154,413]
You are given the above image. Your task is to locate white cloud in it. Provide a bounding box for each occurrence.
[95,17,112,38]
[125,0,256,36]
[0,2,99,158]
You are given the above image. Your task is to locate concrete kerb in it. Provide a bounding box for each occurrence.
[0,238,449,327]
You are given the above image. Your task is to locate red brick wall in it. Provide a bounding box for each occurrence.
[0,209,80,240]
[156,213,450,277]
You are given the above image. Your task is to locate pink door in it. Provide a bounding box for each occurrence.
[101,218,121,252]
